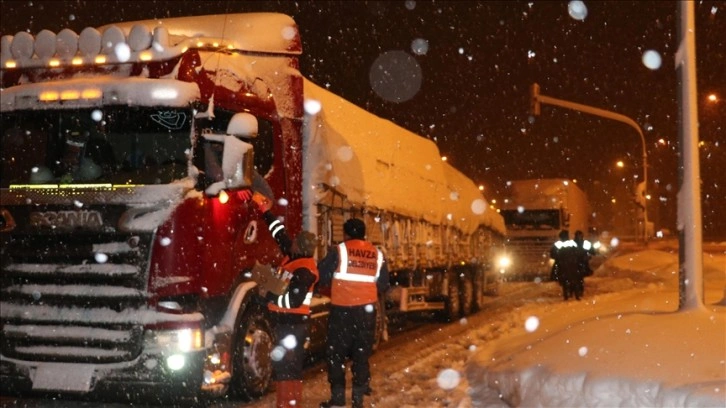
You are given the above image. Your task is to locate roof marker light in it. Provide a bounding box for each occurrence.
[39,91,60,101]
[139,50,153,61]
[60,89,80,100]
[152,27,169,50]
[81,88,102,99]
[79,27,102,57]
[34,29,57,59]
[56,28,79,59]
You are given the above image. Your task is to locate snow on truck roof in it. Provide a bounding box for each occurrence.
[98,13,301,55]
[1,13,300,70]
[303,79,504,235]
[501,178,585,210]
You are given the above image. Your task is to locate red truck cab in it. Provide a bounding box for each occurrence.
[1,13,305,402]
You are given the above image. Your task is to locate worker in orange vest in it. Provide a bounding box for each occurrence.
[251,192,319,408]
[317,218,390,408]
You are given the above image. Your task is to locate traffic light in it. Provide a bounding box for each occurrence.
[530,83,541,116]
[633,181,647,209]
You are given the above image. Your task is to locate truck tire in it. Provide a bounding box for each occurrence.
[461,277,474,316]
[231,303,274,400]
[473,270,485,311]
[440,275,461,322]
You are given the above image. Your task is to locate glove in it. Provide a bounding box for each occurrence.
[238,189,253,201]
[250,261,288,297]
[251,192,273,212]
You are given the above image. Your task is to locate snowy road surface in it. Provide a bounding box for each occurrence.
[2,241,724,408]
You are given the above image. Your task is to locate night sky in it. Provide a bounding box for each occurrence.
[1,0,724,239]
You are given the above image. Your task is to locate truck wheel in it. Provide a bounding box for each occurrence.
[461,278,474,316]
[231,303,274,400]
[440,276,461,322]
[473,271,485,311]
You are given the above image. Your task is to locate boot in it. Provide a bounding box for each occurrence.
[320,388,346,408]
[352,393,365,408]
[276,380,303,408]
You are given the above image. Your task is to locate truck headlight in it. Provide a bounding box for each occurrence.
[155,328,203,352]
[497,255,511,271]
[166,354,187,371]
[147,327,204,353]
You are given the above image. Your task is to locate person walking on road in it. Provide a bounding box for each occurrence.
[550,230,587,301]
[317,218,390,408]
[250,192,319,408]
[573,230,596,299]
[549,230,570,283]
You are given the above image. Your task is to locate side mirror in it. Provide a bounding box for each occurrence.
[202,134,255,196]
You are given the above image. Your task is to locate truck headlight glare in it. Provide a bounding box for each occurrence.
[497,256,511,269]
[151,327,204,352]
[166,354,186,371]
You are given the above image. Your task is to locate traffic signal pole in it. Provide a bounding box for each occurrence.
[529,83,649,243]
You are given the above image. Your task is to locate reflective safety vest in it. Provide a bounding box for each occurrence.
[331,240,383,307]
[268,257,319,315]
[554,239,578,249]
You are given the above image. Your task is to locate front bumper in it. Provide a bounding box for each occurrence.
[0,348,206,403]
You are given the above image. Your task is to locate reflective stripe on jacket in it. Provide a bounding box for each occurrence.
[268,257,319,315]
[331,240,382,306]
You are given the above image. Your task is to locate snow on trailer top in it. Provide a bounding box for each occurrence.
[442,162,505,235]
[501,178,580,209]
[303,78,505,235]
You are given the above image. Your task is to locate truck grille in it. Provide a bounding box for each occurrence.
[504,237,553,275]
[0,232,151,364]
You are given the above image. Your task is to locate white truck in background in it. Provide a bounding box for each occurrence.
[497,179,591,280]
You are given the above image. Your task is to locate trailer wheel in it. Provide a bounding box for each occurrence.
[473,270,485,311]
[461,277,474,316]
[231,303,274,400]
[440,276,461,322]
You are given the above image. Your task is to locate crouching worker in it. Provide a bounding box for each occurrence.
[250,192,319,408]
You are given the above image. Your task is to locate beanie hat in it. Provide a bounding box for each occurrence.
[294,231,317,257]
[343,218,366,239]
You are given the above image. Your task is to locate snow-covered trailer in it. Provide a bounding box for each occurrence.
[302,79,505,320]
[0,12,503,404]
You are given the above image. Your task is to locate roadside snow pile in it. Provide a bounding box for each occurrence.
[466,249,726,407]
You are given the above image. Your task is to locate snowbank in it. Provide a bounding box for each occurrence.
[467,247,726,407]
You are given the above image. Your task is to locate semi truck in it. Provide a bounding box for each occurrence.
[497,179,591,280]
[0,13,505,403]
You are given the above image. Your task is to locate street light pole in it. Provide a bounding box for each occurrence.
[675,0,704,310]
[530,84,649,243]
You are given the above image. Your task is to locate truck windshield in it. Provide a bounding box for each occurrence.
[1,107,192,188]
[501,209,561,230]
